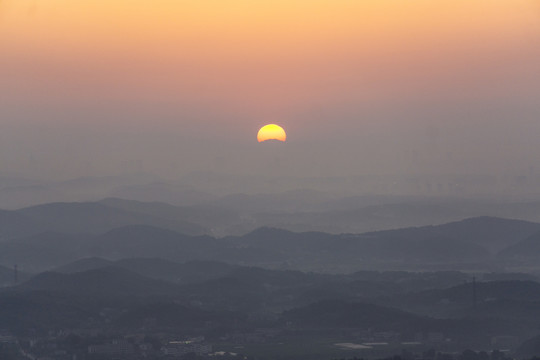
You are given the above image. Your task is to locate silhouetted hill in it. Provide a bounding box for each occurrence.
[481,272,539,282]
[0,264,31,287]
[378,280,540,319]
[18,201,207,236]
[430,217,540,252]
[0,261,537,343]
[114,302,243,329]
[0,209,45,240]
[347,233,488,262]
[498,230,540,261]
[283,300,431,330]
[250,201,540,235]
[516,335,540,359]
[295,280,403,306]
[251,203,468,234]
[0,227,225,272]
[99,197,239,237]
[178,277,266,312]
[348,270,472,291]
[227,227,333,251]
[297,271,529,306]
[54,257,238,284]
[228,266,326,287]
[114,258,237,284]
[217,267,341,311]
[0,291,97,331]
[0,232,93,272]
[2,215,538,273]
[21,267,178,298]
[282,300,530,342]
[0,199,216,240]
[53,257,114,273]
[0,173,160,209]
[226,226,490,268]
[50,258,501,314]
[109,182,217,207]
[92,225,219,261]
[362,217,540,253]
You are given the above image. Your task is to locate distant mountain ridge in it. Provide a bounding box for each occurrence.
[19,201,207,236]
[498,230,540,261]
[2,257,540,345]
[378,280,540,320]
[364,216,540,252]
[21,266,178,298]
[1,215,539,272]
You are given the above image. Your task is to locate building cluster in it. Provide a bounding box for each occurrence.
[162,339,213,356]
[88,339,136,356]
[224,329,280,344]
[0,329,239,360]
[348,330,450,346]
[0,326,525,360]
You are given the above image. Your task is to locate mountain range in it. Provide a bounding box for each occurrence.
[2,211,540,273]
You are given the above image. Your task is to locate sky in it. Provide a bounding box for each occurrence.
[1,0,540,186]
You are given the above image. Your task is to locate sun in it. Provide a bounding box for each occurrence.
[257,124,287,142]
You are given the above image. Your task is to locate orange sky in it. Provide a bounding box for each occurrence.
[2,0,539,122]
[1,1,540,179]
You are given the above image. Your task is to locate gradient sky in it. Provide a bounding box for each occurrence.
[1,0,540,183]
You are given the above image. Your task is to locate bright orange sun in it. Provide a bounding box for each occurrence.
[257,124,287,142]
